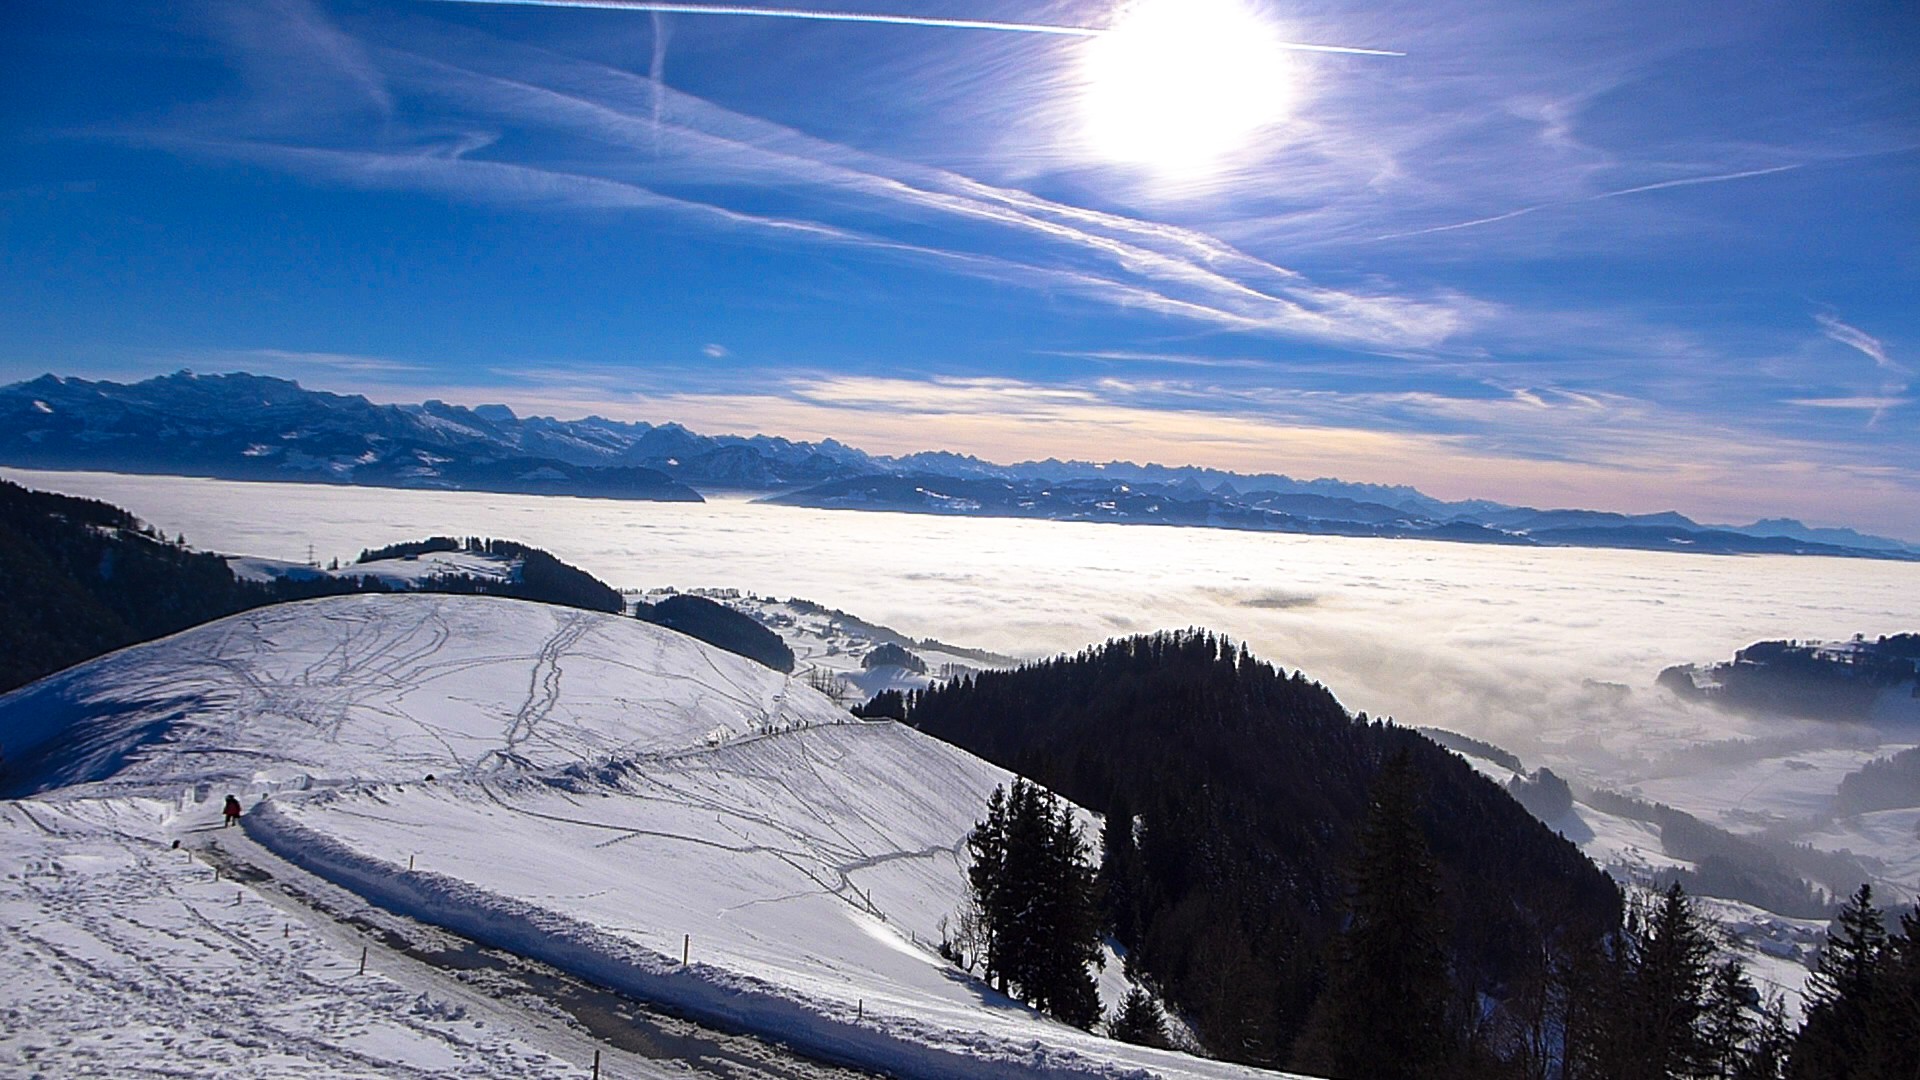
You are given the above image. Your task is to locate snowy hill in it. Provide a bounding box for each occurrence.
[0,594,1291,1079]
[0,595,841,797]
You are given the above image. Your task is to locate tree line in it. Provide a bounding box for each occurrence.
[953,755,1920,1079]
[908,630,1619,1066]
[909,630,1920,1078]
[0,481,624,698]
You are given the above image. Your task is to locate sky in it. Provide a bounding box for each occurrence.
[1,0,1916,536]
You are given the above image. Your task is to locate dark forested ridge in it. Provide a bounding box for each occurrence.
[355,536,622,613]
[632,593,796,672]
[906,630,1621,1069]
[0,481,625,694]
[0,479,370,694]
[1659,635,1920,722]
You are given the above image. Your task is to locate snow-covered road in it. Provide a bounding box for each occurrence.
[4,793,894,1080]
[2,798,598,1079]
[2,596,1304,1079]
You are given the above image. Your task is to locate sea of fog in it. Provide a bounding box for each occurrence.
[10,468,1920,800]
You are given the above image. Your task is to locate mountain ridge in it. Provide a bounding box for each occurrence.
[7,370,1912,557]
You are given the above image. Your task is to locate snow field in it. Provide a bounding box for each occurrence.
[257,721,1274,1080]
[2,595,1274,1079]
[228,550,522,588]
[1,594,850,797]
[0,798,589,1079]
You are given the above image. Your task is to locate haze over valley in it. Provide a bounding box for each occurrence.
[9,468,1916,893]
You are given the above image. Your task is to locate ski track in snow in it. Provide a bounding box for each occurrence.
[2,595,1279,1080]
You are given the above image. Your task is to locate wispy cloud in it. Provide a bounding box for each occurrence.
[65,0,1916,533]
[237,349,432,376]
[1374,163,1807,242]
[123,6,1485,354]
[1817,313,1903,373]
[1041,349,1272,371]
[1812,312,1909,426]
[1788,395,1912,411]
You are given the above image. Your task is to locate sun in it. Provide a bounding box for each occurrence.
[1079,0,1300,176]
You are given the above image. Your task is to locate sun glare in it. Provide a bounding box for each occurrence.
[1079,0,1299,175]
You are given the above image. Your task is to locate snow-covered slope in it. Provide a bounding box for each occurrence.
[632,590,1017,707]
[0,595,1285,1079]
[1,798,592,1079]
[0,595,844,797]
[227,549,521,588]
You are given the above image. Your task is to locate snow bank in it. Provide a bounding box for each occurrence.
[249,796,1169,1080]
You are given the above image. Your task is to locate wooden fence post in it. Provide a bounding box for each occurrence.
[358,946,367,976]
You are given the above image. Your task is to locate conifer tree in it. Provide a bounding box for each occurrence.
[1098,795,1142,946]
[1292,749,1453,1080]
[1789,884,1887,1079]
[1810,885,1889,1011]
[1858,906,1920,1078]
[1735,994,1793,1080]
[1622,883,1715,1080]
[1700,960,1756,1079]
[1111,985,1171,1048]
[966,785,1010,993]
[961,778,1103,1027]
[1034,795,1104,1027]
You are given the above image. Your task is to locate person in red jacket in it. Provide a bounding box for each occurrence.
[222,795,242,827]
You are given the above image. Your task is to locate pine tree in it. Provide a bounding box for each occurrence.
[1735,994,1792,1080]
[1626,883,1716,1080]
[1858,906,1920,1079]
[1111,985,1171,1048]
[998,779,1051,1004]
[1810,885,1889,1010]
[966,785,1011,993]
[1700,960,1756,1079]
[961,779,1103,1027]
[1789,884,1887,1079]
[1292,750,1454,1080]
[1033,795,1104,1028]
[1099,795,1142,946]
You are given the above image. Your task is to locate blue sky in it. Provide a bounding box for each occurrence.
[2,0,1916,535]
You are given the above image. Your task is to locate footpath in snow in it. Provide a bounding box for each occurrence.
[1,594,1304,1080]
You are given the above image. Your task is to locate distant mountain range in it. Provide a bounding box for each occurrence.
[5,370,1914,560]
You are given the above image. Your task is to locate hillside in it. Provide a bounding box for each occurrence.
[0,478,352,694]
[0,475,635,693]
[0,595,1298,1080]
[1659,635,1920,724]
[633,593,796,672]
[907,631,1623,1068]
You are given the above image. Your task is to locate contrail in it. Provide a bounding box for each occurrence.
[423,0,1407,56]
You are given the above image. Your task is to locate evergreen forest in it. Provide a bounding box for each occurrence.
[909,630,1920,1078]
